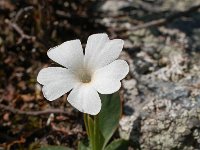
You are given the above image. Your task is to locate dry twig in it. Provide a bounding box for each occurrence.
[5,19,35,43]
[130,4,200,31]
[0,104,70,116]
[14,6,34,22]
[51,122,85,135]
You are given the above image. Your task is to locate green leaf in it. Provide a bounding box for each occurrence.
[105,139,129,150]
[38,146,72,150]
[98,92,122,148]
[93,116,104,150]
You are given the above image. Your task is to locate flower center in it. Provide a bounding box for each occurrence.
[79,72,92,83]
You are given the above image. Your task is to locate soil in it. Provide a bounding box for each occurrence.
[1,0,200,149]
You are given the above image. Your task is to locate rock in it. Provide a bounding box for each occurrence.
[120,73,200,149]
[176,126,187,133]
[103,0,200,149]
[99,0,130,14]
[120,42,200,150]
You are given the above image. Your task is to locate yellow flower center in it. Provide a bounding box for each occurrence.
[80,72,91,83]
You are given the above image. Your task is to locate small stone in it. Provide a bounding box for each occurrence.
[158,122,165,129]
[176,126,187,133]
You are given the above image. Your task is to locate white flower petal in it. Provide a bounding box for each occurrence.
[37,67,79,101]
[68,84,101,115]
[37,67,78,85]
[92,59,129,94]
[42,82,70,101]
[47,40,84,69]
[84,33,124,71]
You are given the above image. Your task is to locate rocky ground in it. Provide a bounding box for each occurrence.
[101,0,200,149]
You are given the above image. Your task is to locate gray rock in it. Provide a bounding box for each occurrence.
[99,0,130,14]
[120,33,200,149]
[108,0,200,149]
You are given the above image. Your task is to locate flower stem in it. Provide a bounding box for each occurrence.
[84,113,89,137]
[88,115,95,149]
[83,114,101,150]
[84,113,95,149]
[94,115,99,150]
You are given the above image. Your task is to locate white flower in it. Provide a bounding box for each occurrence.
[37,33,129,115]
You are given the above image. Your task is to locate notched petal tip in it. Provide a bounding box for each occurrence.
[41,85,74,102]
[82,101,101,115]
[47,39,81,55]
[37,67,66,85]
[46,39,84,69]
[113,39,124,45]
[36,68,46,85]
[109,39,124,52]
[89,32,108,37]
[42,86,57,101]
[92,59,129,94]
[87,33,109,42]
[88,107,101,115]
[67,85,102,115]
[97,81,121,95]
[119,59,129,80]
